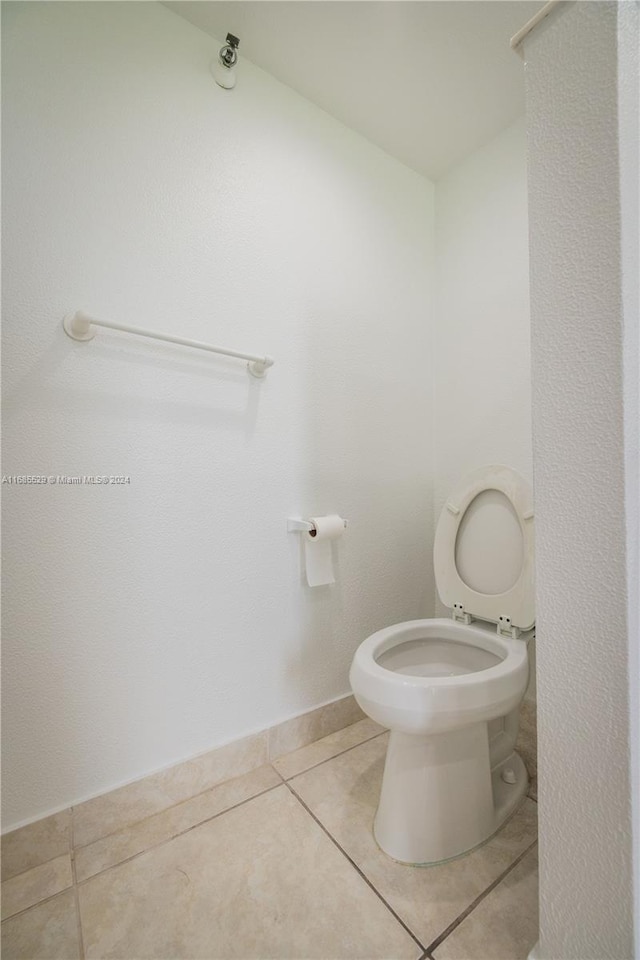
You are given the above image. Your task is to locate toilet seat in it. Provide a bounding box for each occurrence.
[434,465,535,632]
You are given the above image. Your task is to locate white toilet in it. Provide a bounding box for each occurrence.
[350,464,535,865]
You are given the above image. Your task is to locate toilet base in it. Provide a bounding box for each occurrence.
[373,724,528,865]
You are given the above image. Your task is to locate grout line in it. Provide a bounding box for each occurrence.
[61,724,384,886]
[425,838,538,955]
[74,723,381,887]
[1,814,76,925]
[9,725,385,895]
[3,785,317,925]
[0,887,76,925]
[73,766,271,851]
[72,722,379,853]
[271,766,287,784]
[1,851,72,886]
[283,779,425,953]
[69,808,86,960]
[276,728,388,781]
[75,781,283,887]
[74,722,385,888]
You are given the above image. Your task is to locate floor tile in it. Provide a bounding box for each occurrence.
[75,764,281,882]
[73,730,268,847]
[1,854,73,921]
[78,784,421,959]
[268,695,364,759]
[0,889,80,960]
[290,735,538,947]
[1,810,71,882]
[273,718,385,780]
[433,845,538,959]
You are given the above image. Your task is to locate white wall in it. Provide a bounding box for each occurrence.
[523,3,637,956]
[1,1,435,829]
[433,119,532,654]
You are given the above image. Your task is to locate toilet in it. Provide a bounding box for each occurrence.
[349,464,534,865]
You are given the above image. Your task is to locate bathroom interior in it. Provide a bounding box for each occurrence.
[1,2,638,959]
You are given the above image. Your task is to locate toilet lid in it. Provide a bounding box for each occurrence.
[434,465,535,630]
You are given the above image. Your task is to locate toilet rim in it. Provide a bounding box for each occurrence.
[354,618,528,690]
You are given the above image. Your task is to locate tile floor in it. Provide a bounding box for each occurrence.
[1,720,538,959]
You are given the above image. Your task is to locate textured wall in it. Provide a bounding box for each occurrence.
[1,1,435,828]
[524,3,636,956]
[433,119,532,636]
[618,4,640,951]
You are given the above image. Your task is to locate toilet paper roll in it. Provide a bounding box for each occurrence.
[304,515,345,587]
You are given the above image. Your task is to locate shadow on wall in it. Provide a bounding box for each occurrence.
[3,324,263,434]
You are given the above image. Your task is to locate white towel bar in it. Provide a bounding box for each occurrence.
[62,311,274,378]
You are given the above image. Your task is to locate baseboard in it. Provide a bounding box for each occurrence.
[2,693,365,844]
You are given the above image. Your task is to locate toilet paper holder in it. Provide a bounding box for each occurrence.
[287,517,349,535]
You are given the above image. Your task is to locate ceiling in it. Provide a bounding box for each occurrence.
[165,1,542,181]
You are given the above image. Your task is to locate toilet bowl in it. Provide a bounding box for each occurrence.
[349,464,535,865]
